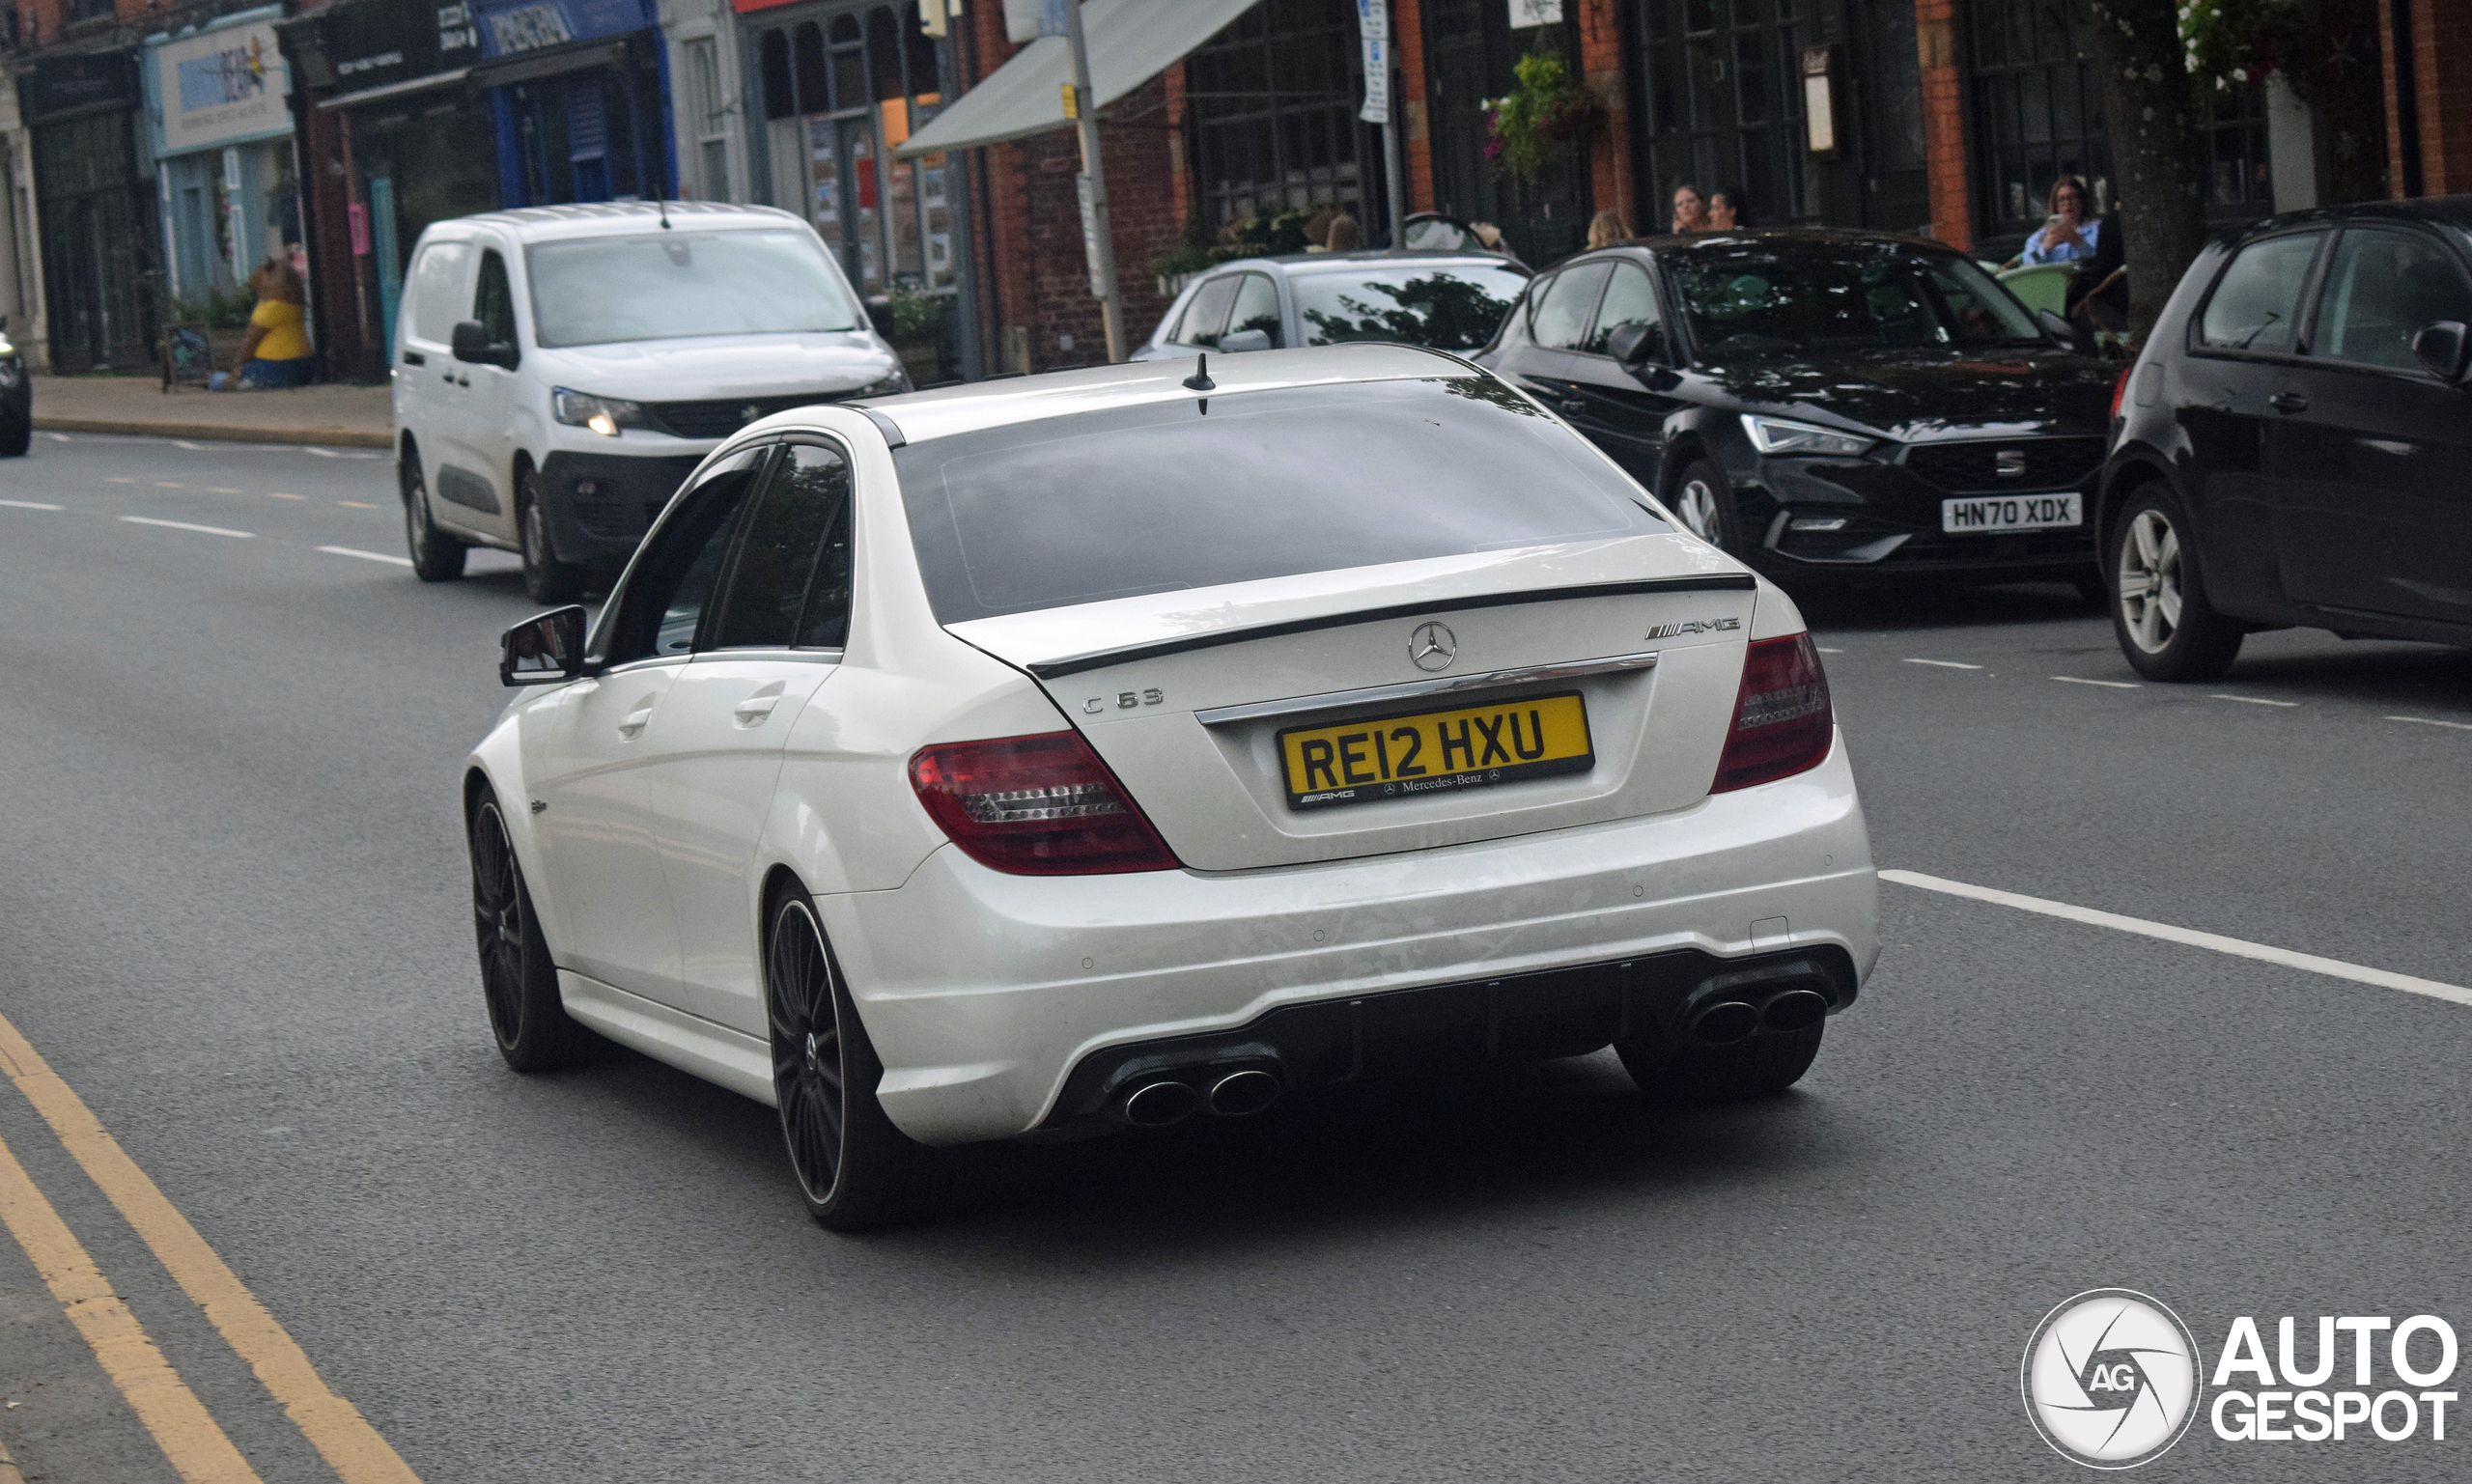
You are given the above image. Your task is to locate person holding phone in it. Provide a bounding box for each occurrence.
[2016,178,2098,266]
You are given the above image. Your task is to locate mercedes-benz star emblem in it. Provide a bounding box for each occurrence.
[1409,621,1457,673]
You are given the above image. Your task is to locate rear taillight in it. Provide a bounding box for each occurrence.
[1710,633,1835,793]
[2109,364,2133,420]
[909,732,1180,875]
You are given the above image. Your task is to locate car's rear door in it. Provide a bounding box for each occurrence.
[2267,223,2472,625]
[1560,259,1683,485]
[1496,261,1613,423]
[639,439,853,1035]
[522,444,772,1000]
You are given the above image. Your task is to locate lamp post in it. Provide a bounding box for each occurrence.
[1061,0,1126,363]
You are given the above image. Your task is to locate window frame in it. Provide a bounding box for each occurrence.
[1226,271,1285,348]
[2185,228,2331,364]
[1171,272,1245,348]
[1526,260,1616,352]
[698,434,859,659]
[1579,257,1669,362]
[2299,223,2472,379]
[590,441,783,672]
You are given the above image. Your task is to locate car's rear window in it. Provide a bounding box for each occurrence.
[1295,265,1532,350]
[892,378,1669,623]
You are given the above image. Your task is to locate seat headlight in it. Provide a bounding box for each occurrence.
[1741,413,1873,457]
[551,388,648,437]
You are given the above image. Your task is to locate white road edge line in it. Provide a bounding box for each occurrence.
[1880,869,2472,1009]
[119,516,253,539]
[318,546,413,567]
[0,500,64,511]
[2211,693,2299,707]
[1903,658,1983,670]
[2053,675,2139,688]
[2389,714,2472,732]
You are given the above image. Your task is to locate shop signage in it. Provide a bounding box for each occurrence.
[470,0,651,58]
[321,0,487,97]
[152,19,293,154]
[22,52,139,124]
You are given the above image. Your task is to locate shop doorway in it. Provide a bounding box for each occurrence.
[1422,0,1589,264]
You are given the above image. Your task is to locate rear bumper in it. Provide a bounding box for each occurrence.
[817,733,1877,1145]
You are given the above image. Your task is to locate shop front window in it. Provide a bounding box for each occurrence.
[1633,0,1812,227]
[1187,0,1374,233]
[1966,0,2109,245]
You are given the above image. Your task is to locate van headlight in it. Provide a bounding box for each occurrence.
[850,370,909,399]
[551,388,648,437]
[1740,414,1872,457]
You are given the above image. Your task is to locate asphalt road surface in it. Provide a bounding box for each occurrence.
[4,431,2469,1484]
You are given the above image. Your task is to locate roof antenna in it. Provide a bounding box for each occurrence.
[1182,352,1213,392]
[657,196,672,230]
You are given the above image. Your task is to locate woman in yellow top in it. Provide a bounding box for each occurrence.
[229,258,314,388]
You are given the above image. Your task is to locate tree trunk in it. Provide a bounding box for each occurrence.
[2085,0,2209,343]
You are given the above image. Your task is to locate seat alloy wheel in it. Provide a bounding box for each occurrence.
[2108,488,2242,682]
[763,892,941,1230]
[1671,457,1739,552]
[468,789,585,1070]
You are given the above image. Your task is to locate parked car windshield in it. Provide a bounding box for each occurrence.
[893,377,1668,623]
[1296,265,1531,350]
[1666,239,2042,355]
[526,230,865,347]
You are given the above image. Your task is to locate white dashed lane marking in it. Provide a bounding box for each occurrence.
[2053,675,2139,688]
[318,546,411,567]
[1883,870,2472,1009]
[2212,693,2299,708]
[1904,658,1983,670]
[269,492,305,500]
[0,499,63,511]
[2390,715,2472,732]
[336,501,379,510]
[119,516,253,539]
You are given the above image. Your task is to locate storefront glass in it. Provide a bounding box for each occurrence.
[146,10,304,320]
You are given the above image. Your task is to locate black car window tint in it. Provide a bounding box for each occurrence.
[1229,273,1283,347]
[1920,260,2040,345]
[2196,233,2323,354]
[2312,229,2472,372]
[597,446,769,665]
[1583,263,1662,356]
[711,442,847,650]
[473,250,518,344]
[1297,265,1531,350]
[1176,276,1242,348]
[786,445,857,648]
[1530,262,1613,350]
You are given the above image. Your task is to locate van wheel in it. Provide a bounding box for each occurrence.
[2110,486,2242,681]
[519,466,585,604]
[402,451,466,581]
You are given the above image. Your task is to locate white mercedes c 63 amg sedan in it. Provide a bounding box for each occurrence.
[462,344,1878,1228]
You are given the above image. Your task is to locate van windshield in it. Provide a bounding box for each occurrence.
[526,230,865,347]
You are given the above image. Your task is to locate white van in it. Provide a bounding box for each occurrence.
[392,201,907,601]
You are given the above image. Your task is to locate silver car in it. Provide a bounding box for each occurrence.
[1134,250,1532,361]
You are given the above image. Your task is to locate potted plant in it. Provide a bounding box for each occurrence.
[1483,50,1604,183]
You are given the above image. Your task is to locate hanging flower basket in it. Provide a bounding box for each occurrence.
[1483,52,1604,183]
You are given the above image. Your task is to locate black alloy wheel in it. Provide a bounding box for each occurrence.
[764,891,939,1230]
[1615,1022,1825,1107]
[402,450,467,581]
[2109,485,2243,682]
[519,466,586,604]
[468,789,587,1071]
[1669,457,1742,554]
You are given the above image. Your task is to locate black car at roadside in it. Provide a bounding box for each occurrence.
[2097,198,2472,680]
[1475,231,2120,591]
[0,314,28,458]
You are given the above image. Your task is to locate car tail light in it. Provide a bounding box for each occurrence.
[2109,364,2133,420]
[909,732,1180,875]
[1711,633,1835,793]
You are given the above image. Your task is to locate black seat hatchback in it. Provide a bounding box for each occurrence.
[2098,198,2472,679]
[1475,230,2121,591]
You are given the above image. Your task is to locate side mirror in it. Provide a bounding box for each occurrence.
[2037,308,2089,352]
[501,605,587,686]
[2412,320,2469,381]
[865,300,897,341]
[451,320,518,369]
[1217,327,1273,353]
[1605,322,1664,367]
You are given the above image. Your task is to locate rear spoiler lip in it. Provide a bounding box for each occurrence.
[1020,574,1758,681]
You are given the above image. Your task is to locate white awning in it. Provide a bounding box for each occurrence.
[896,0,1265,158]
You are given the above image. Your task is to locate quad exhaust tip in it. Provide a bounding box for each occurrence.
[1687,999,1761,1047]
[1206,1069,1281,1117]
[1121,1079,1200,1128]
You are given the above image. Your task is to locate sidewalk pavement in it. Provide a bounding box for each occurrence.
[28,374,394,450]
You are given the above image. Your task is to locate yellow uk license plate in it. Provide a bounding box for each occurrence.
[1278,691,1594,811]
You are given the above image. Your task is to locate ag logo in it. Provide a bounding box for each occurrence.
[2022,1289,2202,1469]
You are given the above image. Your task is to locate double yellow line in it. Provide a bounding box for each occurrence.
[0,1010,421,1484]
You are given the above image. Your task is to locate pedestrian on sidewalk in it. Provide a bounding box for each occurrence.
[223,259,315,390]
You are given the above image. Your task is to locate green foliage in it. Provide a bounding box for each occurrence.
[2178,0,2304,96]
[170,285,255,330]
[885,279,947,343]
[1483,50,1602,183]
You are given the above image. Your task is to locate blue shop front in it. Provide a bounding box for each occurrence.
[144,8,305,312]
[468,0,674,209]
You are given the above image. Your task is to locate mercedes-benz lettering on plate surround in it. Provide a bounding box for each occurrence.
[461,346,1879,1229]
